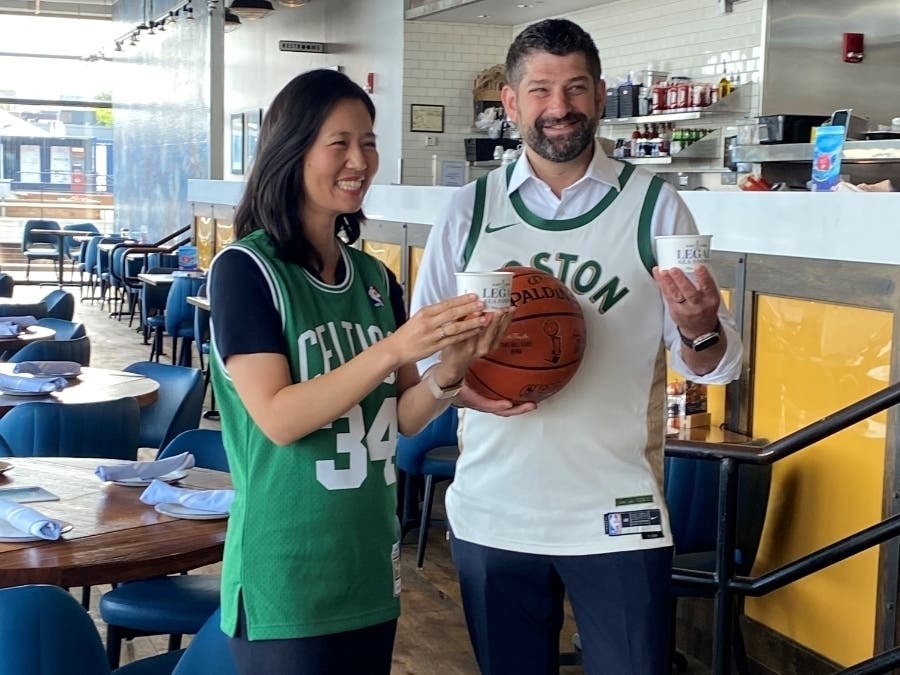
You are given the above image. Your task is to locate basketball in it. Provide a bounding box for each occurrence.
[465,267,586,404]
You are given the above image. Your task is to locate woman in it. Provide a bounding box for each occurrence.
[208,69,506,674]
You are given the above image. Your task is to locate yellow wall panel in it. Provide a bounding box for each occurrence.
[362,241,401,280]
[409,246,424,297]
[746,295,892,666]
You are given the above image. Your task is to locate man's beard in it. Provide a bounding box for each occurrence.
[523,113,596,162]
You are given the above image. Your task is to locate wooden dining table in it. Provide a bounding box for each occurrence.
[0,364,159,415]
[0,456,231,588]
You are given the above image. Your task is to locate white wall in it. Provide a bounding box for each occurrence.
[400,0,765,185]
[402,21,511,186]
[222,0,404,185]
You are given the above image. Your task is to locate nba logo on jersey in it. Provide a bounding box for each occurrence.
[367,285,385,308]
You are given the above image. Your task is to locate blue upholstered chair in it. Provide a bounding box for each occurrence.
[80,234,103,301]
[0,584,113,675]
[122,361,204,452]
[141,267,173,361]
[41,289,75,320]
[95,235,127,311]
[9,335,91,366]
[192,284,217,420]
[0,398,139,460]
[62,222,100,279]
[21,219,60,281]
[665,454,772,675]
[396,406,460,568]
[35,317,87,340]
[164,276,202,367]
[0,273,14,298]
[0,584,231,675]
[100,429,228,668]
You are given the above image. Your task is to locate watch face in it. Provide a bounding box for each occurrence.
[693,332,720,352]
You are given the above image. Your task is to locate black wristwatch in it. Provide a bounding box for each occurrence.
[678,320,722,352]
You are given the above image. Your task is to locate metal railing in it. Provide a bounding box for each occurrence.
[667,383,900,674]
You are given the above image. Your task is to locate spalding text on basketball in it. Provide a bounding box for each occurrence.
[503,251,628,313]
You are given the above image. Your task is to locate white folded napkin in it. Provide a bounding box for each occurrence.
[0,316,38,329]
[0,373,67,393]
[95,452,196,482]
[14,361,81,377]
[0,322,16,338]
[0,498,63,540]
[140,480,234,514]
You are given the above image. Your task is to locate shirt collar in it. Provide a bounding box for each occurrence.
[505,139,624,195]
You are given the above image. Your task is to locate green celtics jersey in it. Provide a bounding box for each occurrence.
[211,230,401,640]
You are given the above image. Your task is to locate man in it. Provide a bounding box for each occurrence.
[411,18,742,675]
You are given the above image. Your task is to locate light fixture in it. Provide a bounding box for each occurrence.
[276,0,308,7]
[228,0,274,20]
[114,40,123,51]
[224,8,241,30]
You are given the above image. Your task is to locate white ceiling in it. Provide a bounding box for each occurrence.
[405,0,613,25]
[0,0,112,20]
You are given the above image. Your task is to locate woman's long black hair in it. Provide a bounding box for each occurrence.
[233,69,376,272]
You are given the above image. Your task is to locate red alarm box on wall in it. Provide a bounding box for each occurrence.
[843,32,864,63]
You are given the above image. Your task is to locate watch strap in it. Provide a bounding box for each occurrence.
[678,319,722,350]
[425,371,463,399]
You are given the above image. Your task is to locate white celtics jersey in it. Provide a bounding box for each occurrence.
[446,160,674,555]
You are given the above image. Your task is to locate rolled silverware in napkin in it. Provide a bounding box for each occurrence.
[96,452,196,482]
[0,372,67,393]
[0,499,62,540]
[13,361,82,377]
[140,480,234,514]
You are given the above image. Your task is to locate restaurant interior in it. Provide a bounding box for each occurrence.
[0,0,898,673]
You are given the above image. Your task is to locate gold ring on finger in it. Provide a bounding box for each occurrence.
[440,323,448,339]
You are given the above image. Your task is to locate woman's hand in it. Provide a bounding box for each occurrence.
[437,307,513,382]
[386,293,488,367]
[444,308,537,417]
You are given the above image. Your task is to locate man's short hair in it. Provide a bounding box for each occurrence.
[505,19,602,88]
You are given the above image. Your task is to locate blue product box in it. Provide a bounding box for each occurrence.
[811,125,846,192]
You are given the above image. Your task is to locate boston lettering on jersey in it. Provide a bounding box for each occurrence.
[503,251,629,314]
[297,320,396,384]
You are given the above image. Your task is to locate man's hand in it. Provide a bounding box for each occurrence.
[456,382,537,417]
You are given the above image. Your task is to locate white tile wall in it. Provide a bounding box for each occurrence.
[401,0,764,184]
[402,21,512,186]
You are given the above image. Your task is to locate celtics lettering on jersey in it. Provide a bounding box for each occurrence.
[503,251,629,314]
[297,319,398,492]
[298,320,397,384]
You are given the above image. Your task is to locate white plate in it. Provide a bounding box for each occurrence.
[0,461,11,474]
[154,503,228,520]
[110,469,188,487]
[0,520,72,543]
[0,388,52,397]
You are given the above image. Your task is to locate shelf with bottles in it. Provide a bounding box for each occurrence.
[600,83,751,126]
[611,125,722,163]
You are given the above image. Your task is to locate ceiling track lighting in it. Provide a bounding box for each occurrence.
[228,0,274,20]
[110,0,206,56]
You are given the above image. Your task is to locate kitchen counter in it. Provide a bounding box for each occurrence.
[188,180,900,266]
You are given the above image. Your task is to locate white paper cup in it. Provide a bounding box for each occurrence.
[655,234,712,272]
[455,271,514,311]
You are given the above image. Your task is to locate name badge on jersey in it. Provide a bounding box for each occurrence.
[604,508,663,537]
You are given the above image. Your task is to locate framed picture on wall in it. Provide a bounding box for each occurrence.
[230,113,244,175]
[410,104,444,133]
[244,109,262,171]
